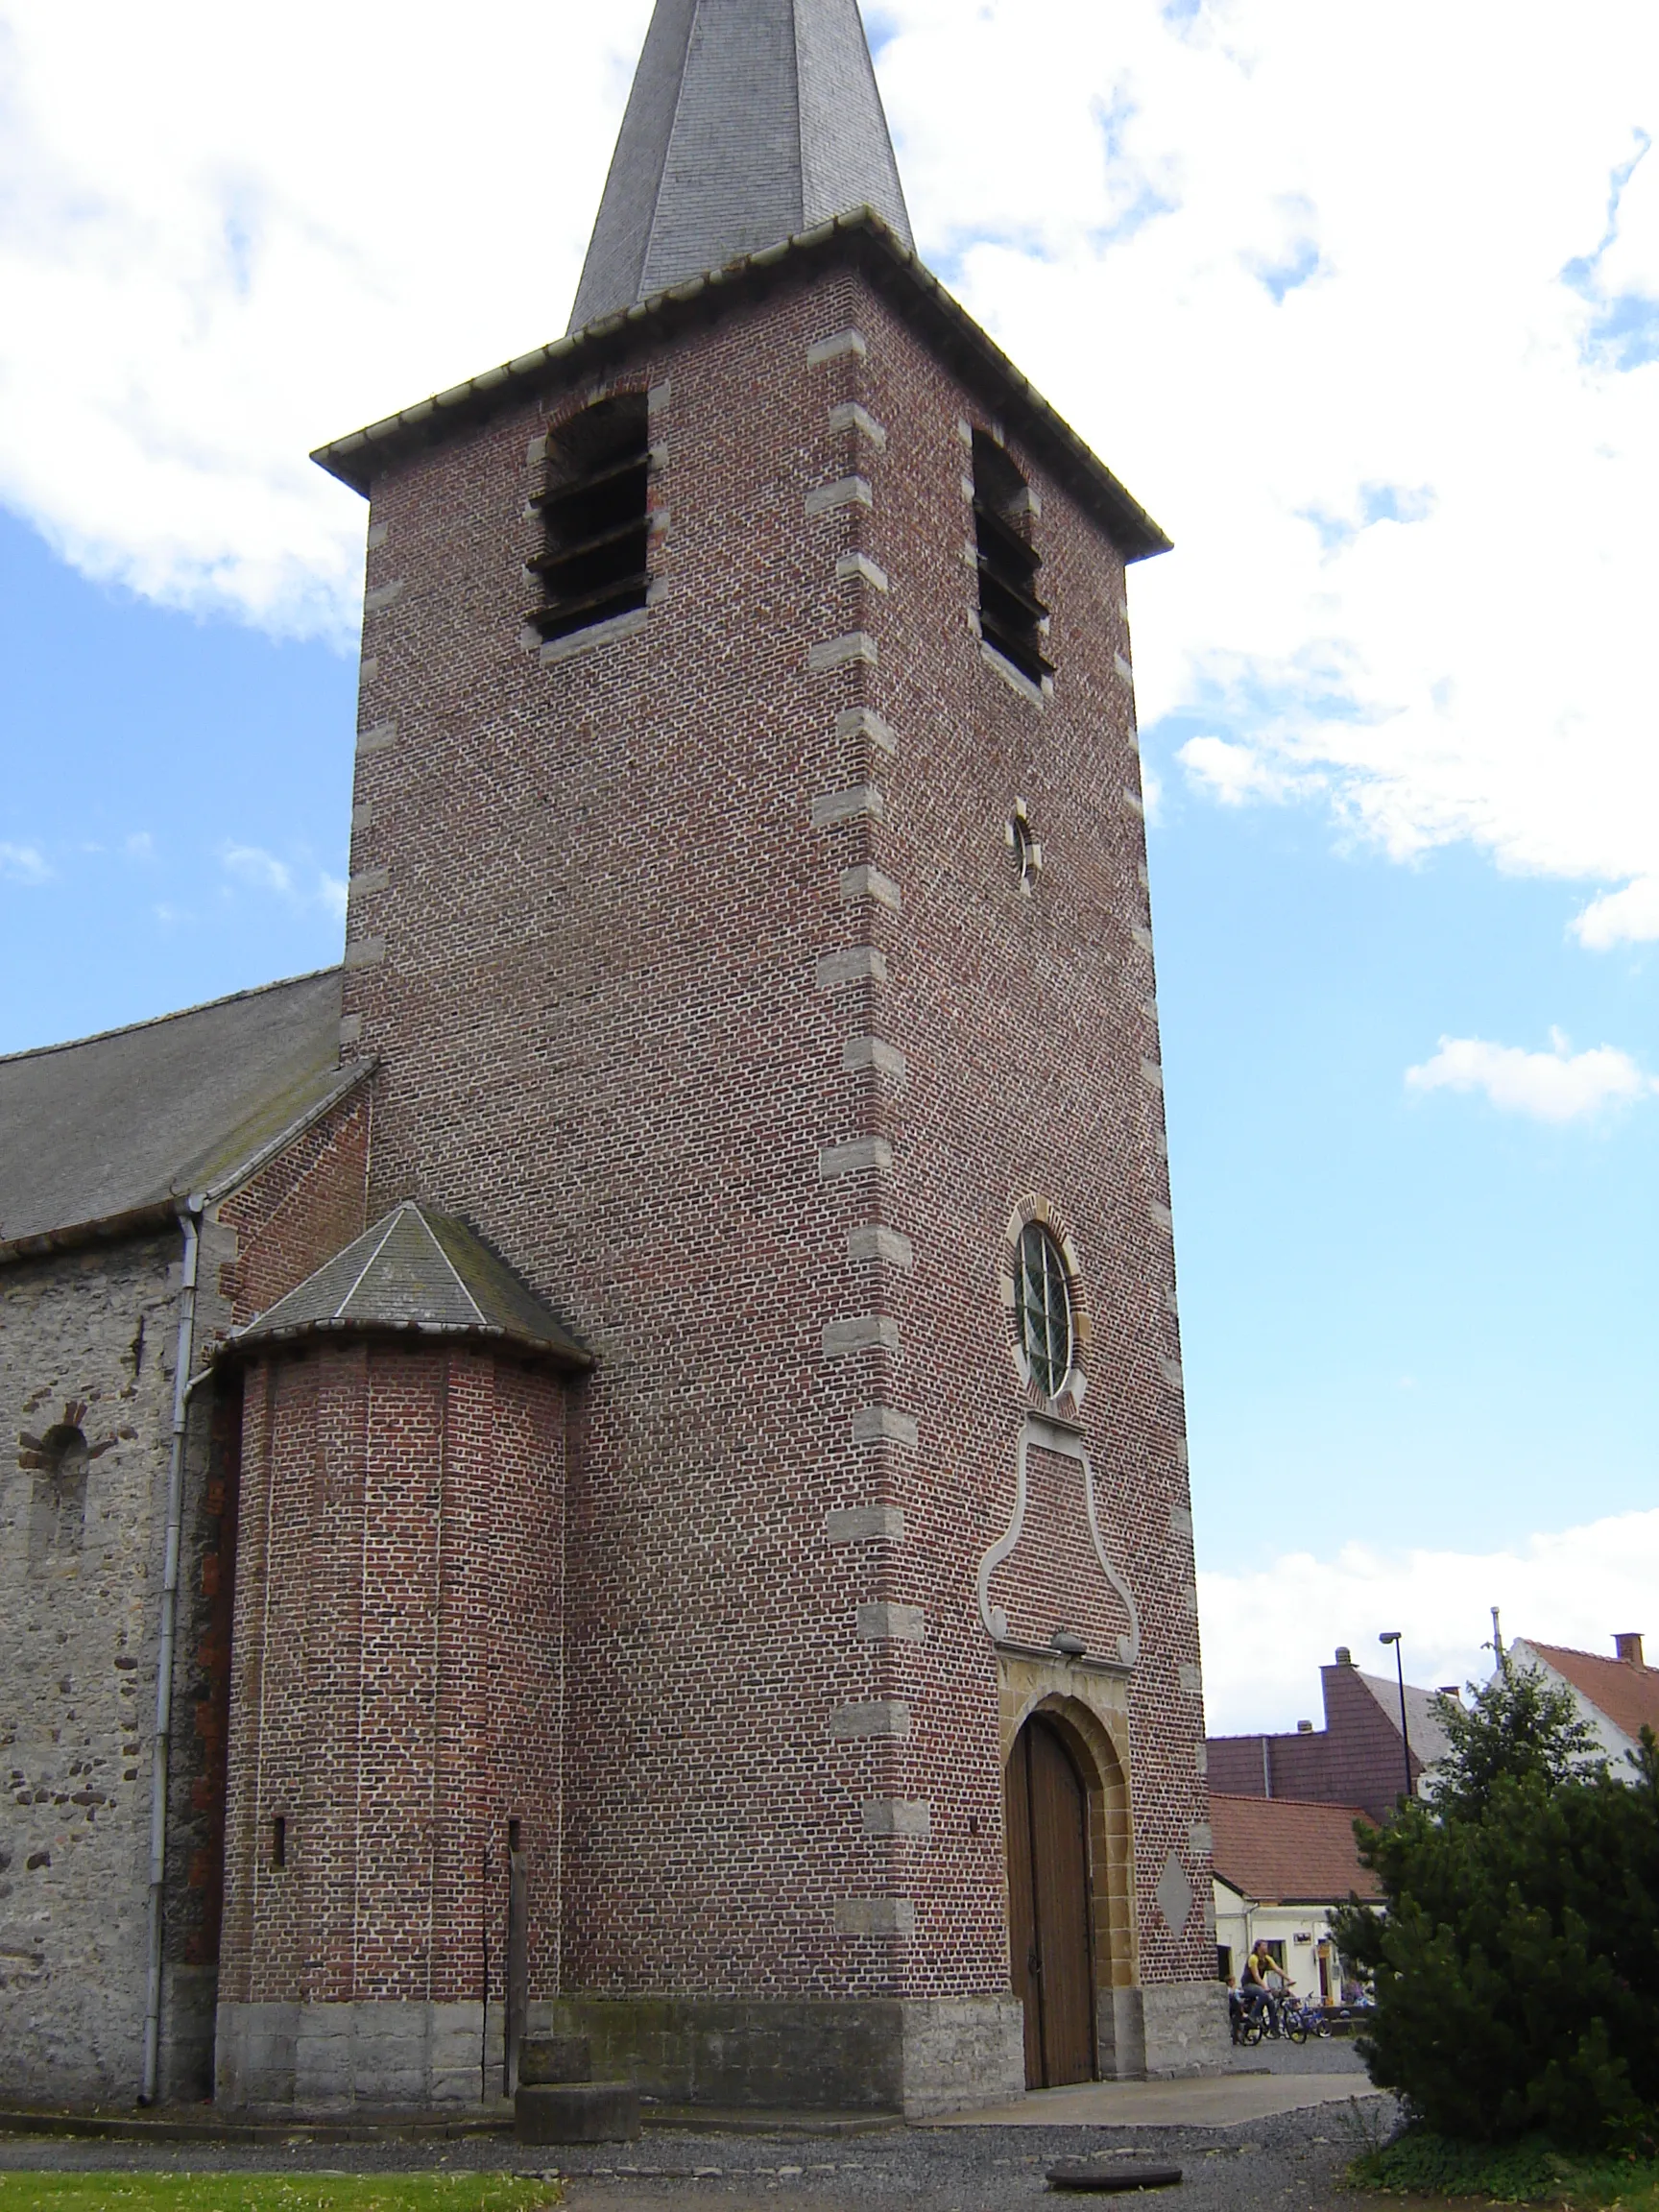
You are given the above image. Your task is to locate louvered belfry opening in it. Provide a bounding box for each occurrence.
[974,429,1053,687]
[529,394,652,642]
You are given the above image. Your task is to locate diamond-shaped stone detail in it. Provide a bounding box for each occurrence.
[1156,1851,1193,1938]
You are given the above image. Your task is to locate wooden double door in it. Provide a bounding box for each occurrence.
[1006,1716,1097,2088]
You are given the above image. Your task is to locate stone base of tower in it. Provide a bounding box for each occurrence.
[215,2000,505,2113]
[542,1995,1024,2120]
[1141,1981,1233,2077]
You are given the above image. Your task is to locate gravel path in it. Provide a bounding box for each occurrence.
[0,2042,1401,2210]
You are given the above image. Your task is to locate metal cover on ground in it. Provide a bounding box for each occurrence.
[1047,2163,1183,2193]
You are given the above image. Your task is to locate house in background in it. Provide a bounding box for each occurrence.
[1509,1633,1657,1772]
[1210,1794,1381,2004]
[1208,1647,1455,1827]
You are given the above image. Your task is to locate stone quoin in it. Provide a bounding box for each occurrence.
[0,0,1227,2116]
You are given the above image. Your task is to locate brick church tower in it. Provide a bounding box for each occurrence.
[209,0,1226,2113]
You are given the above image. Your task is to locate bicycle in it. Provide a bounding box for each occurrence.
[1278,1994,1332,2043]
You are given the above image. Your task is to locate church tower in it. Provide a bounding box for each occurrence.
[213,0,1225,2114]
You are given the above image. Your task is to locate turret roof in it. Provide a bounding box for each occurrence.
[224,1200,592,1369]
[569,0,912,332]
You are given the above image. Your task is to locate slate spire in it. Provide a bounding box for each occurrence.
[569,0,914,332]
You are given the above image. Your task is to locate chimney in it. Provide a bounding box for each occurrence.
[1334,1647,1353,1667]
[1615,1632,1645,1668]
[1297,1719,1313,1734]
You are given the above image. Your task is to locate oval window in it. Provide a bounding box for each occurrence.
[1016,1221,1073,1398]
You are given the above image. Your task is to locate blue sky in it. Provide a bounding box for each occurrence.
[3,0,1656,1727]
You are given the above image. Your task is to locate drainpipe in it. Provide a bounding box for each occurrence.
[140,1200,205,2106]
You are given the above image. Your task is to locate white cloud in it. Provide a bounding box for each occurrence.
[1406,1029,1658,1121]
[1198,1507,1659,1736]
[1572,874,1659,949]
[0,1,651,640]
[0,0,1656,908]
[0,842,52,885]
[221,843,294,898]
[1178,733,1323,807]
[219,841,345,924]
[124,830,156,861]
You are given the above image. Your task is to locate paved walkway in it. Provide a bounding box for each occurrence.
[933,2069,1386,2130]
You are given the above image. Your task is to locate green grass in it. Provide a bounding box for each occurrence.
[0,2178,557,2212]
[1349,2127,1659,2206]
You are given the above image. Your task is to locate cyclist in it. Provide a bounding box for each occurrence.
[1239,1940,1286,2035]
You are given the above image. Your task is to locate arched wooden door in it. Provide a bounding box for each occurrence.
[1006,1716,1097,2088]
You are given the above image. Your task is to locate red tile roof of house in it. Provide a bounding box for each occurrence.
[1210,1794,1383,1906]
[1524,1640,1659,1746]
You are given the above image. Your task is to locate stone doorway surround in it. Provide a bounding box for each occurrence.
[998,1652,1143,2081]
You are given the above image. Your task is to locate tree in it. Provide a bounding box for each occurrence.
[1334,1672,1659,2150]
[1431,1664,1605,1821]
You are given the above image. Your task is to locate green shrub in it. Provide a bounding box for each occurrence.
[1334,1675,1659,2150]
[1348,2127,1566,2200]
[1349,2126,1659,2205]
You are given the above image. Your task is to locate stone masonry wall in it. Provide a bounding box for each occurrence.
[0,1234,184,2103]
[332,238,1217,2070]
[0,1082,376,2109]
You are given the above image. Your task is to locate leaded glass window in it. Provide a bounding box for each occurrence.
[1016,1222,1072,1397]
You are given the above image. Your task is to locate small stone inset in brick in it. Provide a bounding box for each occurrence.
[829,401,888,448]
[1156,1851,1194,1939]
[805,476,873,518]
[843,1036,907,1082]
[807,632,878,673]
[861,1798,930,1838]
[815,947,887,991]
[855,1602,925,1642]
[807,329,868,366]
[822,1315,901,1358]
[835,706,898,756]
[835,553,890,593]
[839,865,901,909]
[823,1505,904,1544]
[847,1224,913,1269]
[851,1407,919,1449]
[811,784,886,830]
[830,1701,911,1742]
[833,1897,916,1937]
[818,1137,894,1180]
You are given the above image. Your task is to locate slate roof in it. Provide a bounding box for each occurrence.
[1356,1669,1455,1769]
[1519,1639,1659,1746]
[569,0,913,331]
[0,971,358,1259]
[1210,1795,1382,1907]
[226,1201,591,1369]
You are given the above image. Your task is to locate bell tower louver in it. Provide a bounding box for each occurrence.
[569,0,914,331]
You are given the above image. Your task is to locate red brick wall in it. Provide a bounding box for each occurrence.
[334,250,1210,2007]
[213,1089,373,1333]
[218,1345,566,2009]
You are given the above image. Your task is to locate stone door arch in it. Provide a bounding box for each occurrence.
[1003,1692,1137,2087]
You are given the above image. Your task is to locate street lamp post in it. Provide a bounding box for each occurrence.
[1379,1632,1413,1803]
